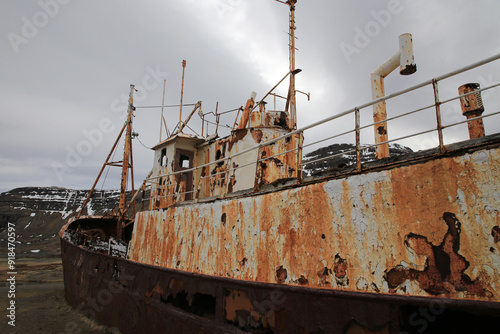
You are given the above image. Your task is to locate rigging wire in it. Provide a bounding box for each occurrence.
[133,126,154,150]
[200,107,241,117]
[135,103,197,109]
[100,141,118,193]
[183,124,200,137]
[204,119,232,129]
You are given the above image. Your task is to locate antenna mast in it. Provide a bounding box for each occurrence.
[179,60,187,133]
[276,0,298,130]
[289,0,297,130]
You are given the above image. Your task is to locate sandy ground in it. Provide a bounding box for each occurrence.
[0,258,120,334]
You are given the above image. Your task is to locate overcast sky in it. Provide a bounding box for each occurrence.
[1,0,500,193]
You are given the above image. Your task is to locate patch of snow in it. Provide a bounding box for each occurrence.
[30,249,41,253]
[87,199,95,216]
[24,222,31,229]
[30,212,36,217]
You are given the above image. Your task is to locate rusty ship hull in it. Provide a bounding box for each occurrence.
[60,225,500,334]
[62,236,401,333]
[60,134,500,333]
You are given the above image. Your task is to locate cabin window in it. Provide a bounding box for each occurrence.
[160,148,167,166]
[179,154,190,168]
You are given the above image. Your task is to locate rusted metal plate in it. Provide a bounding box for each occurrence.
[130,144,500,303]
[61,236,500,333]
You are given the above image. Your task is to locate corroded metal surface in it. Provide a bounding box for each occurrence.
[61,236,397,333]
[61,236,500,333]
[459,83,486,139]
[130,144,500,303]
[371,34,417,159]
[149,128,302,209]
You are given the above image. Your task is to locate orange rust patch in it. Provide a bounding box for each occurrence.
[276,266,287,284]
[333,254,349,286]
[317,267,330,285]
[224,289,274,329]
[385,212,491,297]
[251,129,263,143]
[145,281,164,301]
[168,278,185,295]
[492,226,500,243]
[294,275,309,286]
[228,129,248,151]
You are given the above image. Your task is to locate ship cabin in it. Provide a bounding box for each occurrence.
[148,93,303,210]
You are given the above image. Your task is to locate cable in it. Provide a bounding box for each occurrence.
[135,103,197,109]
[100,144,118,192]
[135,134,153,150]
[132,126,153,150]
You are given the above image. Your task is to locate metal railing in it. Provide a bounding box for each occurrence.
[146,53,500,203]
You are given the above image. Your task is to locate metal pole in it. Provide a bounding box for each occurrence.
[160,79,166,142]
[121,170,153,224]
[289,1,297,130]
[202,115,205,137]
[76,121,127,219]
[129,134,136,217]
[432,79,445,153]
[179,60,187,132]
[118,84,135,239]
[296,132,303,183]
[371,34,417,159]
[215,102,219,135]
[355,108,362,171]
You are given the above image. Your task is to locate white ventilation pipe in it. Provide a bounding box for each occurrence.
[371,33,416,159]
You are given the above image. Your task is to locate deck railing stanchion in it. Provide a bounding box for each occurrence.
[432,79,445,153]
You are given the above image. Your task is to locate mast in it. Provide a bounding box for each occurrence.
[276,0,298,130]
[159,79,166,141]
[288,0,297,130]
[179,60,187,133]
[117,84,136,238]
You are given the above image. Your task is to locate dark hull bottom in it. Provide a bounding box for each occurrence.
[61,238,499,334]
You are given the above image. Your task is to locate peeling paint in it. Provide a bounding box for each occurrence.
[385,212,491,297]
[130,145,500,303]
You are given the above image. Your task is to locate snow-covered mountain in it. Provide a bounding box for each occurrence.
[1,187,122,220]
[302,143,413,176]
[0,187,130,258]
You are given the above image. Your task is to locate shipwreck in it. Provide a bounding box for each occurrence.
[60,1,500,333]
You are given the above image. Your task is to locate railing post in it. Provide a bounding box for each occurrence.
[193,167,200,202]
[296,133,303,183]
[254,146,264,192]
[355,108,362,171]
[432,79,445,153]
[225,156,233,197]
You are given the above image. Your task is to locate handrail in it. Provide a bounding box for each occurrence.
[148,53,500,203]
